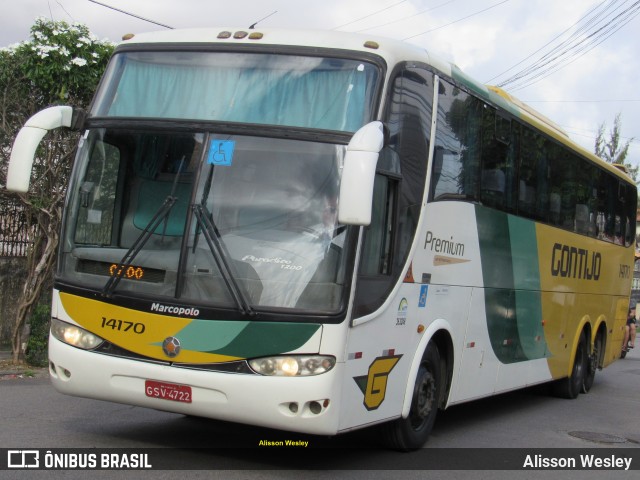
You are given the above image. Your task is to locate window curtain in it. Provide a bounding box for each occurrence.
[106,57,371,132]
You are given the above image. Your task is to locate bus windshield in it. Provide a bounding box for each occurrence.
[91,50,379,132]
[59,129,354,314]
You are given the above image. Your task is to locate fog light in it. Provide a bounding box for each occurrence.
[309,401,322,414]
[289,402,299,414]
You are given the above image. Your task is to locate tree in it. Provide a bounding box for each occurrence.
[594,113,637,181]
[0,18,114,362]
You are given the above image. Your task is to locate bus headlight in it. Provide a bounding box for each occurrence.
[51,318,104,350]
[249,355,335,376]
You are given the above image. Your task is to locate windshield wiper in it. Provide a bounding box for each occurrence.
[103,158,187,297]
[192,204,255,316]
[102,195,178,297]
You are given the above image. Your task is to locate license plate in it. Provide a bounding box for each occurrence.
[145,380,192,403]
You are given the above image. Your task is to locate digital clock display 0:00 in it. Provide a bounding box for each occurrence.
[109,264,145,280]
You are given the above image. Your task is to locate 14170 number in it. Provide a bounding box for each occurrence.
[101,317,146,334]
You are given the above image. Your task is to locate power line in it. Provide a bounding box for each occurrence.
[403,0,510,40]
[87,0,174,29]
[485,0,610,84]
[507,2,640,91]
[494,0,640,91]
[332,0,409,30]
[350,1,457,33]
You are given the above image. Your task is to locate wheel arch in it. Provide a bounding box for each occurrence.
[592,315,608,368]
[400,319,454,419]
[565,315,592,377]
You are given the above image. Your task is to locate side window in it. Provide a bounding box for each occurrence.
[431,81,480,201]
[74,141,120,245]
[480,109,517,212]
[360,175,396,275]
[354,65,433,317]
[519,126,548,220]
[427,77,636,246]
[623,183,637,247]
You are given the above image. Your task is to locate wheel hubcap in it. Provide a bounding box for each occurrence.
[410,369,436,430]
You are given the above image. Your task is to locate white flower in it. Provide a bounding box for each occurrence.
[59,47,70,56]
[33,44,58,58]
[70,57,87,67]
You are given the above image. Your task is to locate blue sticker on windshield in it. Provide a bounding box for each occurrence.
[207,140,235,166]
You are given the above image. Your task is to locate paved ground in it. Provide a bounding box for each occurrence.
[0,348,48,380]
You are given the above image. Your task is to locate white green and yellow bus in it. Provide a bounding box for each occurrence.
[7,28,636,450]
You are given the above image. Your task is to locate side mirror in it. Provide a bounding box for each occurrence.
[338,121,384,226]
[6,106,75,192]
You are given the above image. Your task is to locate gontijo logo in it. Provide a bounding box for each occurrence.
[550,242,601,281]
[353,355,403,410]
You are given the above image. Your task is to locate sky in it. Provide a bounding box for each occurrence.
[1,0,639,170]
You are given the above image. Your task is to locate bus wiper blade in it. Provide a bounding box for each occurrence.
[102,195,178,297]
[192,204,255,316]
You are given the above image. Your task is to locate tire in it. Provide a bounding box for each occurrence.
[581,332,602,393]
[553,331,587,399]
[383,343,443,451]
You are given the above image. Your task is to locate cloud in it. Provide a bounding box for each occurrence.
[1,0,638,165]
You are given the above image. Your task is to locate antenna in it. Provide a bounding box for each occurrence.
[88,0,174,29]
[249,10,277,29]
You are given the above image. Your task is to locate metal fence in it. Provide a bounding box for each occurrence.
[0,196,33,257]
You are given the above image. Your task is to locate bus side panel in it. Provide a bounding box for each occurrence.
[450,287,500,402]
[338,201,484,431]
[535,223,633,376]
[338,283,428,431]
[338,282,474,432]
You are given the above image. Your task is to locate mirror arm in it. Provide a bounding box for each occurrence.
[6,105,82,192]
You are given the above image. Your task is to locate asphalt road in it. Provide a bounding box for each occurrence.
[1,347,639,480]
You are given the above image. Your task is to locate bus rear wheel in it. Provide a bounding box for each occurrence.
[553,331,587,399]
[582,332,602,393]
[383,343,443,451]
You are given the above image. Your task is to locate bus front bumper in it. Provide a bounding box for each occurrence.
[48,335,342,436]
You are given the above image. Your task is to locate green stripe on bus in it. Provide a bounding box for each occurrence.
[168,320,321,359]
[509,216,549,360]
[476,207,548,363]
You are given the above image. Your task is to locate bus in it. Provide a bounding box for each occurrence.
[7,28,636,450]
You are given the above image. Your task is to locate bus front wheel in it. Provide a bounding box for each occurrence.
[383,342,443,450]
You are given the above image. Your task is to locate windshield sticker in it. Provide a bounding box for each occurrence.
[207,139,236,166]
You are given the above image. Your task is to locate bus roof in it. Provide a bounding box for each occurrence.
[117,27,632,184]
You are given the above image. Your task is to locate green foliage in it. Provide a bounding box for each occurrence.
[0,19,115,361]
[10,17,114,105]
[25,304,51,367]
[594,113,637,181]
